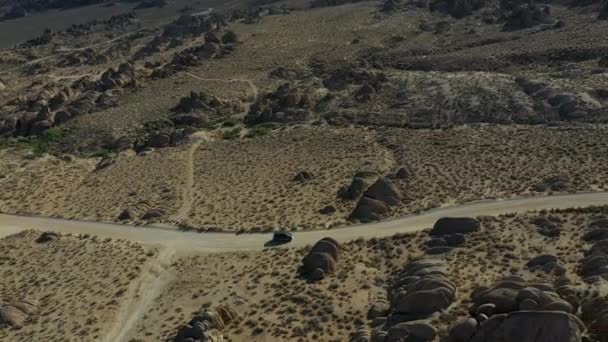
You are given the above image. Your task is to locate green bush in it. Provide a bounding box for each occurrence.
[222,120,237,127]
[245,126,271,138]
[222,127,242,140]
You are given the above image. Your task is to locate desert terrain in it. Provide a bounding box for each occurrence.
[1,0,608,340]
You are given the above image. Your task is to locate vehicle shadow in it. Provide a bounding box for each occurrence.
[263,240,289,248]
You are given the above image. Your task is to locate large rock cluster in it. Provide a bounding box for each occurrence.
[300,238,341,281]
[516,78,603,122]
[578,218,608,283]
[97,62,142,92]
[348,177,402,223]
[441,277,583,342]
[244,83,317,125]
[163,13,226,38]
[161,31,237,73]
[369,258,455,341]
[0,61,145,136]
[470,277,576,315]
[174,304,239,342]
[0,299,37,328]
[430,0,487,18]
[581,296,608,342]
[444,310,584,342]
[502,3,553,31]
[323,67,387,91]
[228,5,290,24]
[599,0,608,19]
[173,91,240,116]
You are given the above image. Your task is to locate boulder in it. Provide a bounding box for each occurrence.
[526,254,559,268]
[301,238,340,281]
[583,228,608,242]
[35,231,59,243]
[600,0,608,20]
[141,208,164,220]
[503,4,553,31]
[339,177,369,200]
[394,166,410,180]
[392,286,455,315]
[431,217,480,236]
[175,304,239,342]
[446,317,477,342]
[293,171,314,182]
[369,296,390,319]
[386,321,437,341]
[118,208,136,221]
[149,132,171,148]
[307,240,340,261]
[467,311,583,342]
[0,305,27,327]
[446,233,466,246]
[364,177,402,206]
[472,287,519,314]
[349,197,390,223]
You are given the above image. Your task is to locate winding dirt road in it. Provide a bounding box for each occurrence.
[1,192,607,254]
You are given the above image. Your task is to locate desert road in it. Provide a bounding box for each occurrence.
[1,192,607,253]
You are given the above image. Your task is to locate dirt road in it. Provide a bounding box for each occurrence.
[1,192,607,253]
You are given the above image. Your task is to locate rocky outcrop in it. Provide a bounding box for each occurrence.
[526,254,565,274]
[581,297,608,342]
[339,177,369,200]
[529,215,562,237]
[349,197,390,223]
[470,277,575,315]
[0,299,37,328]
[323,68,386,91]
[363,177,402,206]
[35,231,60,243]
[516,78,603,123]
[440,277,584,342]
[300,238,341,281]
[369,259,453,341]
[244,83,316,125]
[599,0,608,19]
[348,178,402,223]
[444,311,584,342]
[579,240,608,283]
[97,62,142,92]
[174,304,239,342]
[430,0,487,18]
[503,3,553,31]
[293,171,314,182]
[173,91,240,116]
[163,13,226,39]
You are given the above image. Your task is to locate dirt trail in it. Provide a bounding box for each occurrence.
[184,72,258,102]
[103,247,175,342]
[171,140,203,224]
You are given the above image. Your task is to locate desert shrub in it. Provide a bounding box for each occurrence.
[246,126,271,138]
[222,127,242,140]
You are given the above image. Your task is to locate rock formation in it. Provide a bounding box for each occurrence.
[300,238,341,281]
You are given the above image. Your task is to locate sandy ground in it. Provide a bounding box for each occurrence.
[124,207,608,341]
[0,229,158,341]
